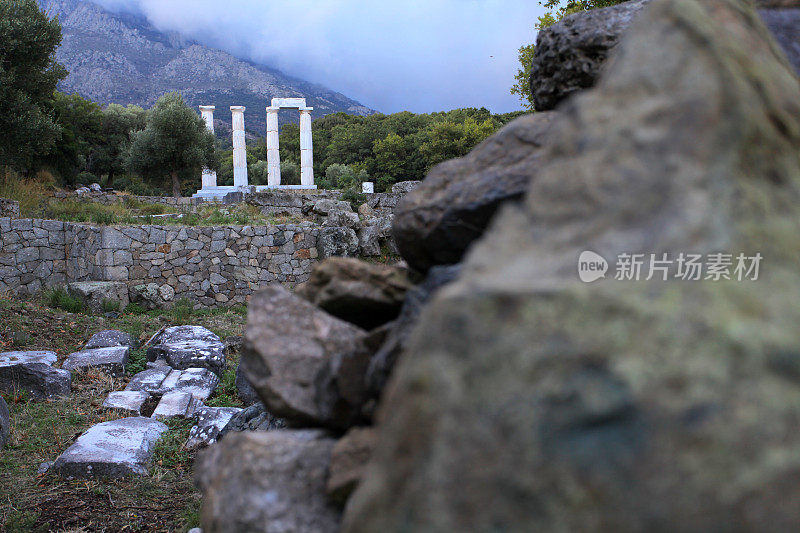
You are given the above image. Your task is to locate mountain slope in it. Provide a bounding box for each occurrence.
[39,0,375,135]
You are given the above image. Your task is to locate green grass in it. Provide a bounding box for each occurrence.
[42,287,85,314]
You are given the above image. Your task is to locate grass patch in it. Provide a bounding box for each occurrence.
[0,170,52,217]
[205,352,244,408]
[42,287,85,314]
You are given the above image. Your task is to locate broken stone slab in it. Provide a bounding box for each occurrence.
[102,391,153,417]
[85,330,138,350]
[126,367,219,401]
[196,430,339,533]
[0,351,71,399]
[151,391,203,420]
[0,351,57,367]
[52,417,168,479]
[146,326,226,375]
[63,346,129,377]
[186,407,243,450]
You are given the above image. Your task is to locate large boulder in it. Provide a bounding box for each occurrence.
[67,281,129,314]
[530,0,651,111]
[0,351,71,399]
[393,111,556,273]
[343,0,800,531]
[318,227,360,259]
[241,286,370,429]
[196,430,339,533]
[297,258,412,329]
[0,395,9,449]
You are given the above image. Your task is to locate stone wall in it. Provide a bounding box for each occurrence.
[0,218,320,306]
[0,198,20,219]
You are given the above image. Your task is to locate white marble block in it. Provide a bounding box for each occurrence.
[231,106,248,188]
[362,182,375,194]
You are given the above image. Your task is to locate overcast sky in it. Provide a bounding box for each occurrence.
[93,0,545,114]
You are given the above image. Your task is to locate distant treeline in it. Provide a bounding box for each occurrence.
[219,108,526,192]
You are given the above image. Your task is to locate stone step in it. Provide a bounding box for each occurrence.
[103,391,154,417]
[51,417,168,479]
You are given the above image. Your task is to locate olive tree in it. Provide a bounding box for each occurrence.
[126,93,217,197]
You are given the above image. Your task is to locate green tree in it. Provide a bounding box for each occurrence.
[42,92,103,183]
[420,118,497,169]
[511,0,626,108]
[0,0,67,172]
[126,93,217,197]
[92,103,146,186]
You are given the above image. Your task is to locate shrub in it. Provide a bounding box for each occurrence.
[341,187,367,211]
[0,170,50,216]
[76,171,98,186]
[124,302,146,315]
[43,287,84,313]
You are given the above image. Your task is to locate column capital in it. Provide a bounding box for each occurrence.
[266,107,280,113]
[199,105,216,111]
[230,106,246,112]
[299,107,314,113]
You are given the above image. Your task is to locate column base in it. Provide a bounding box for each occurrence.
[254,185,318,191]
[192,186,239,199]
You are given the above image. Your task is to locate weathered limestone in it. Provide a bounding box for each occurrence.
[126,366,220,401]
[63,346,129,376]
[231,106,248,188]
[151,391,203,420]
[85,330,138,350]
[146,325,226,375]
[186,406,243,450]
[67,281,129,314]
[103,391,153,416]
[0,351,71,398]
[52,417,168,479]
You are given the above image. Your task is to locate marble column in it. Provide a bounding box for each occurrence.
[299,107,314,188]
[199,106,217,188]
[230,106,248,187]
[266,107,281,187]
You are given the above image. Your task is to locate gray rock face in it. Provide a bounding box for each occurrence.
[366,264,462,397]
[63,346,129,376]
[0,395,9,449]
[146,326,226,375]
[391,181,421,195]
[126,366,219,401]
[342,0,800,530]
[393,112,556,273]
[103,391,153,416]
[218,403,286,440]
[759,8,800,75]
[242,286,369,429]
[85,330,138,350]
[67,281,130,314]
[318,227,360,259]
[313,199,354,216]
[0,351,71,399]
[530,0,651,111]
[196,430,339,533]
[52,417,168,479]
[297,258,412,330]
[186,407,243,450]
[130,283,174,310]
[323,210,360,229]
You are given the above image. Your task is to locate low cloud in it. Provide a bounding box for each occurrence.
[94,0,544,114]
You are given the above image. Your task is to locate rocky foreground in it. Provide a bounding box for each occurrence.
[195,0,800,531]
